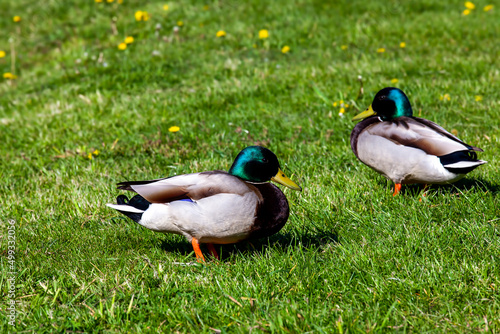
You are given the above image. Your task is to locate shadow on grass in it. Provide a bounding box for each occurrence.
[378,177,500,196]
[158,227,339,261]
[438,178,500,194]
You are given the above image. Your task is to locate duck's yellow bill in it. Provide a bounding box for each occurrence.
[352,104,376,121]
[272,168,302,191]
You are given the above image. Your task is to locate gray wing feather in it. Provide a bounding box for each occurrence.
[118,171,253,204]
[366,117,481,156]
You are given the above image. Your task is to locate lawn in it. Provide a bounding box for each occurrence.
[1,0,499,332]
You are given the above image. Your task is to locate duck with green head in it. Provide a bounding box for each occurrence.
[107,146,301,261]
[351,87,486,195]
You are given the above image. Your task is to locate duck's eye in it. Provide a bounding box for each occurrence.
[379,95,387,100]
[262,158,268,163]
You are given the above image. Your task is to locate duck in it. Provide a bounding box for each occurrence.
[350,87,487,196]
[107,146,301,262]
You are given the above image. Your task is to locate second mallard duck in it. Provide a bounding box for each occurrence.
[351,87,487,195]
[107,146,301,261]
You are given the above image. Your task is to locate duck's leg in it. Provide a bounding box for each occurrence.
[393,183,402,196]
[419,184,429,202]
[191,238,205,262]
[207,243,219,260]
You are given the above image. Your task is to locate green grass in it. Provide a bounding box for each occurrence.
[1,0,500,332]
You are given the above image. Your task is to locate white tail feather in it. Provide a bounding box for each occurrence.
[106,203,144,213]
[443,160,487,168]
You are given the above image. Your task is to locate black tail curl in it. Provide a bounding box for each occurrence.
[114,194,151,223]
[439,151,483,174]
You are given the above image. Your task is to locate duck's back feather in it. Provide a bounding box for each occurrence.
[117,171,260,203]
[352,116,483,157]
[410,117,483,152]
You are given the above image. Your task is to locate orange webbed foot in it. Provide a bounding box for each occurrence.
[191,238,205,262]
[393,183,402,196]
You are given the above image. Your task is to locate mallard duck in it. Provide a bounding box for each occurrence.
[351,87,487,195]
[107,146,301,261]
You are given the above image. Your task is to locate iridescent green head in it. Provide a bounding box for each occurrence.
[229,146,301,190]
[352,87,413,121]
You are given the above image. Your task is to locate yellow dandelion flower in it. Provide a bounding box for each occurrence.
[177,21,184,26]
[340,45,348,50]
[124,36,134,44]
[463,9,471,15]
[95,0,103,2]
[3,72,17,79]
[281,45,290,54]
[475,95,482,101]
[135,11,149,21]
[93,149,100,155]
[107,0,114,2]
[391,78,399,84]
[339,108,345,114]
[484,4,493,11]
[400,42,406,48]
[118,0,123,3]
[345,104,350,108]
[259,29,269,39]
[333,102,338,107]
[13,16,21,22]
[465,1,475,10]
[377,48,385,53]
[169,126,180,133]
[203,5,209,10]
[439,93,451,101]
[216,30,226,38]
[0,51,5,58]
[339,100,344,104]
[163,4,169,11]
[118,43,127,50]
